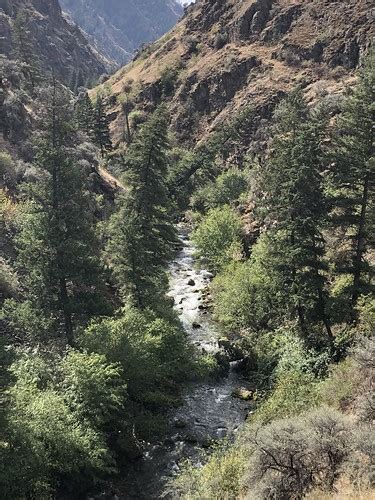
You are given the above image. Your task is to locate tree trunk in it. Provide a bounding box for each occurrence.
[312,235,333,342]
[125,107,132,145]
[59,277,74,345]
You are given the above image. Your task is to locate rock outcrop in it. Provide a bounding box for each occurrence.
[98,0,374,149]
[0,0,107,86]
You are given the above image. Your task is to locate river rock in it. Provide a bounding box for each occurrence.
[216,427,228,439]
[192,322,202,329]
[232,387,253,401]
[187,279,195,286]
[184,432,211,448]
[214,349,230,377]
[174,418,187,429]
[218,337,231,350]
[179,297,185,304]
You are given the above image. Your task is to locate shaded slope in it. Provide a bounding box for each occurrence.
[60,0,183,68]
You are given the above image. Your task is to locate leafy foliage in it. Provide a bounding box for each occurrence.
[192,205,243,273]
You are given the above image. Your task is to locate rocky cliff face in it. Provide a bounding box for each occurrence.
[99,0,374,149]
[60,0,183,68]
[0,0,107,86]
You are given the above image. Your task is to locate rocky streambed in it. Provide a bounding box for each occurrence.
[119,226,251,498]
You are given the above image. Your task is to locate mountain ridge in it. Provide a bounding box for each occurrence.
[98,0,374,151]
[60,0,184,69]
[0,0,107,86]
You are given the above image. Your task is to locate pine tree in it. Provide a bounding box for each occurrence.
[125,106,178,269]
[106,107,177,308]
[12,8,40,89]
[329,52,374,317]
[15,80,105,344]
[119,82,133,145]
[93,94,112,156]
[257,89,332,341]
[106,195,160,307]
[70,69,85,94]
[75,90,95,139]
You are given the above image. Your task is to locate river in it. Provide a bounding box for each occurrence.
[118,226,249,498]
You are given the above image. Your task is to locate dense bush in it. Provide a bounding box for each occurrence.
[171,442,248,500]
[211,232,288,332]
[214,32,229,50]
[0,349,125,497]
[247,408,352,499]
[191,168,249,212]
[192,205,243,273]
[80,307,201,410]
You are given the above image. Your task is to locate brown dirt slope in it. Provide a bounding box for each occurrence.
[97,0,374,148]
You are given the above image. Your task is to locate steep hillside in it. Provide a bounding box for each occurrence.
[101,0,374,148]
[60,0,184,69]
[0,0,107,86]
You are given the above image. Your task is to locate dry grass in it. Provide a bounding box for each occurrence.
[91,0,374,147]
[305,486,375,500]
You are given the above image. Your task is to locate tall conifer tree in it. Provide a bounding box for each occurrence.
[93,94,112,156]
[329,52,374,318]
[14,80,105,344]
[106,107,177,308]
[76,90,95,139]
[258,90,332,340]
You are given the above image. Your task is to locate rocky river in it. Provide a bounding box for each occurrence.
[119,226,250,498]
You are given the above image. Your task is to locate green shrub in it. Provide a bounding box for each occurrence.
[0,151,16,188]
[61,349,127,429]
[191,168,249,212]
[192,205,243,273]
[211,233,289,333]
[80,307,198,412]
[160,65,180,97]
[252,370,320,424]
[356,295,375,336]
[0,351,116,498]
[214,32,229,50]
[0,258,19,301]
[172,442,248,500]
[319,358,359,411]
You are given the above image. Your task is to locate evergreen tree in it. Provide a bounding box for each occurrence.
[75,90,95,139]
[329,52,374,317]
[257,89,332,341]
[119,82,133,145]
[106,107,177,308]
[125,106,178,270]
[106,195,160,307]
[12,8,40,89]
[70,69,84,94]
[13,80,105,344]
[93,94,112,156]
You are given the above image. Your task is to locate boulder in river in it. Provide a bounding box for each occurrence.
[214,349,230,377]
[184,431,211,448]
[232,387,253,401]
[174,418,187,429]
[192,322,202,329]
[218,337,231,350]
[187,279,195,286]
